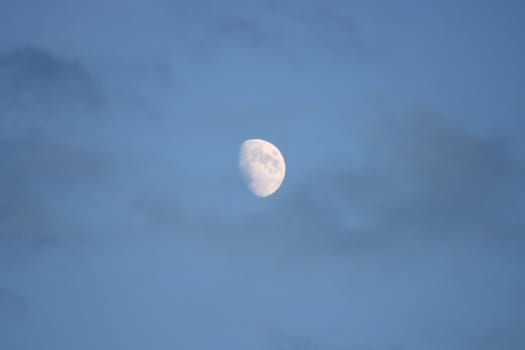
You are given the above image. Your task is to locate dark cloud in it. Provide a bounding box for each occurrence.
[352,112,525,244]
[0,47,104,118]
[0,286,26,315]
[0,47,108,253]
[0,286,27,349]
[166,0,358,61]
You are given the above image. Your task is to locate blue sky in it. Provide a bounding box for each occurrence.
[1,1,524,349]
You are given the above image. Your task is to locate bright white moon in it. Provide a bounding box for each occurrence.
[239,139,286,197]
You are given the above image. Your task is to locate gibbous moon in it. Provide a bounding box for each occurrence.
[239,139,286,197]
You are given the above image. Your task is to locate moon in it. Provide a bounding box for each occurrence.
[239,139,286,197]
